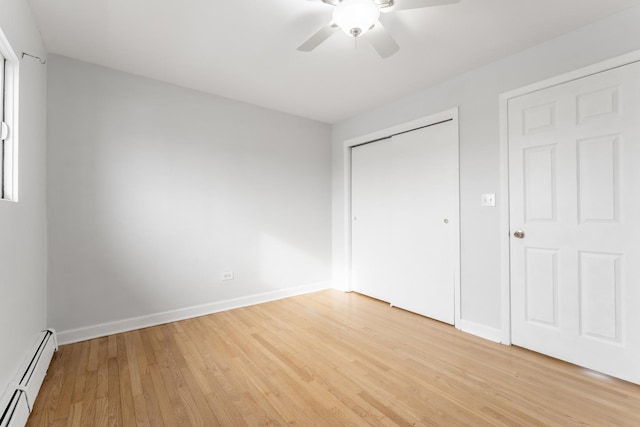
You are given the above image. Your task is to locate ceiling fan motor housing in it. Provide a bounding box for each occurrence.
[332,0,381,37]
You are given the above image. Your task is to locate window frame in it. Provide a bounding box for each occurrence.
[0,27,18,203]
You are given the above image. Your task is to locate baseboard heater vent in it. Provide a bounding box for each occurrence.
[0,329,57,427]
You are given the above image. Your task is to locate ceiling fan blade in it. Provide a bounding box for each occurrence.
[297,23,339,52]
[388,0,460,11]
[367,22,399,59]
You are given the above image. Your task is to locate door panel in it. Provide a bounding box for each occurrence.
[576,134,620,223]
[523,145,557,222]
[578,251,621,342]
[524,247,558,327]
[389,122,457,324]
[351,139,393,303]
[509,60,640,384]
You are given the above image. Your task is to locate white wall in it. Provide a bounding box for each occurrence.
[332,6,640,333]
[47,55,332,339]
[0,0,48,405]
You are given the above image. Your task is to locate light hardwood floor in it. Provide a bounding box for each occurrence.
[28,290,640,426]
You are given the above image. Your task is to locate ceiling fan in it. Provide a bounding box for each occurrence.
[298,0,460,58]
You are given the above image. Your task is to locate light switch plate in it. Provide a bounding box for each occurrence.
[481,193,496,207]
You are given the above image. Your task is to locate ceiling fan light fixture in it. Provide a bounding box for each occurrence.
[332,0,380,37]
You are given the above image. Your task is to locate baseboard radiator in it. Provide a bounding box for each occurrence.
[0,329,58,427]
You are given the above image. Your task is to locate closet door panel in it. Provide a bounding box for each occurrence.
[351,139,393,302]
[390,121,457,324]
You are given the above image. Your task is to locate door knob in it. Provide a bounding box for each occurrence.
[513,230,525,239]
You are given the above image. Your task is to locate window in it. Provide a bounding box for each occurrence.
[0,29,17,202]
[1,50,7,198]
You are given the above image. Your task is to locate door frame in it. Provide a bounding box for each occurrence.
[343,107,461,327]
[498,49,640,345]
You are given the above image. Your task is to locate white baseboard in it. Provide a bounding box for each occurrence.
[330,281,350,292]
[56,281,331,345]
[457,319,505,344]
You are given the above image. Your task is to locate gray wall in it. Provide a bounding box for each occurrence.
[47,55,332,334]
[332,6,640,332]
[0,0,48,403]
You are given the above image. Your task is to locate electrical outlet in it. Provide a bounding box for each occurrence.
[222,271,234,281]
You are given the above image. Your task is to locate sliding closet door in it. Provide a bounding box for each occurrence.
[351,120,458,324]
[351,138,393,302]
[390,121,458,324]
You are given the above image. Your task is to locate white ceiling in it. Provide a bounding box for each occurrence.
[28,0,640,123]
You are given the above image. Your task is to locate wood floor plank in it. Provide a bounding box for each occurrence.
[95,338,109,399]
[147,363,177,427]
[116,334,137,425]
[78,364,98,426]
[106,357,122,426]
[29,290,640,426]
[51,343,82,424]
[139,372,164,427]
[67,401,83,427]
[94,397,108,427]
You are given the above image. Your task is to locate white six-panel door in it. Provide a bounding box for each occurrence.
[351,120,458,324]
[508,61,640,383]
